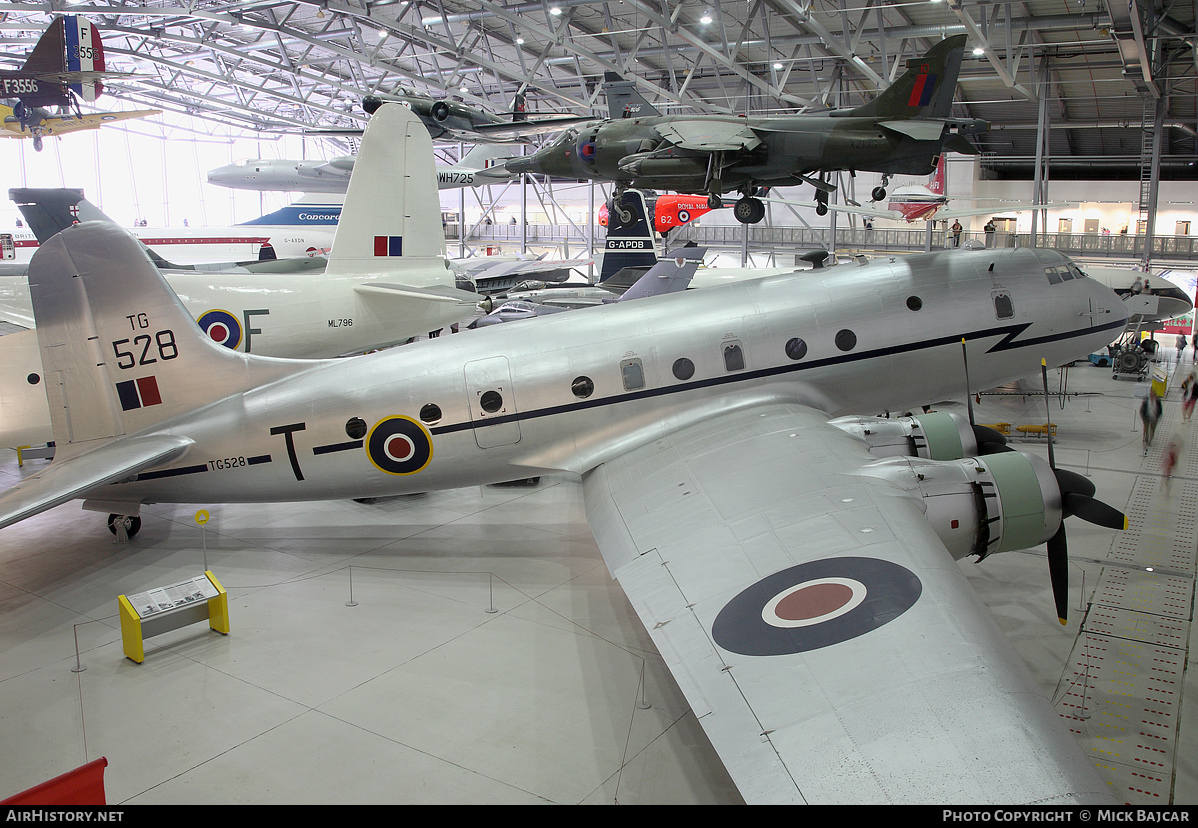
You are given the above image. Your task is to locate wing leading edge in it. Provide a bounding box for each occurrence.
[581,403,1116,805]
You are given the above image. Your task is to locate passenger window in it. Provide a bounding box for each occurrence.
[621,358,645,390]
[672,358,695,381]
[571,376,594,398]
[994,293,1014,319]
[723,341,745,372]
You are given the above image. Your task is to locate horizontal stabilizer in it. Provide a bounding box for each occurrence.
[878,119,947,141]
[0,434,193,530]
[354,282,481,306]
[618,247,704,301]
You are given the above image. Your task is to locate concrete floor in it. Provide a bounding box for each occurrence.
[0,353,1193,804]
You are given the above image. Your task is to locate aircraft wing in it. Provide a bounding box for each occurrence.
[935,202,1081,220]
[0,434,193,529]
[580,402,1114,805]
[0,108,161,138]
[763,196,896,221]
[657,119,762,152]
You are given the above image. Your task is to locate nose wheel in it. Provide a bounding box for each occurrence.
[871,176,890,202]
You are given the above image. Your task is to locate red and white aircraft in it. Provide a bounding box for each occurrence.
[771,156,1075,224]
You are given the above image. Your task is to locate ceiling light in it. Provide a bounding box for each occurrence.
[516,37,525,44]
[972,47,985,56]
[550,6,562,14]
[773,62,783,70]
[700,14,713,24]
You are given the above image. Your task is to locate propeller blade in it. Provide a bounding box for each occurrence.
[1062,492,1129,530]
[1054,467,1096,500]
[1046,524,1069,625]
[962,338,974,426]
[1040,359,1056,469]
[972,424,1010,454]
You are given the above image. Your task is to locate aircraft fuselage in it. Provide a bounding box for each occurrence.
[100,246,1125,510]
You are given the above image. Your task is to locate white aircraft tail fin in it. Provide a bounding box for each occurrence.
[327,103,449,280]
[28,221,295,460]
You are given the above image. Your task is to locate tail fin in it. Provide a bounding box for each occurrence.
[598,190,658,284]
[929,154,946,195]
[27,222,293,459]
[602,72,661,119]
[18,16,72,109]
[11,187,193,270]
[847,35,966,120]
[325,102,449,281]
[22,16,68,76]
[513,90,527,122]
[64,16,105,103]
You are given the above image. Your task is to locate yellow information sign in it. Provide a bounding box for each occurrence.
[195,509,210,525]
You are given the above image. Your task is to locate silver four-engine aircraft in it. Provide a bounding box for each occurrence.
[0,156,1129,800]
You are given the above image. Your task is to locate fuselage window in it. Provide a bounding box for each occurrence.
[621,358,645,391]
[784,338,808,361]
[906,296,923,311]
[994,293,1014,319]
[835,329,857,352]
[723,341,745,372]
[672,358,695,381]
[345,417,368,439]
[571,376,595,398]
[479,390,504,413]
[419,404,442,424]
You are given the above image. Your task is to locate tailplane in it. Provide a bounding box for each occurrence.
[28,222,295,459]
[847,35,966,120]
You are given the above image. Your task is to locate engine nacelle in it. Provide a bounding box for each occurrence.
[831,411,978,460]
[858,451,1062,560]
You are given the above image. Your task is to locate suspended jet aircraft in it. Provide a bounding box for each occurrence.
[0,15,142,151]
[506,36,986,224]
[206,143,520,194]
[360,88,591,143]
[0,197,1129,801]
[0,104,480,448]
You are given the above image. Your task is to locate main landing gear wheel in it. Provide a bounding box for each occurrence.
[107,514,142,539]
[872,185,887,202]
[815,200,829,217]
[32,136,43,152]
[733,197,766,224]
[707,194,723,210]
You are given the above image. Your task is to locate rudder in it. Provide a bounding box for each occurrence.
[848,35,966,120]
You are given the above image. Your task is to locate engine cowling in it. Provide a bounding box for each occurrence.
[857,451,1062,560]
[831,411,980,460]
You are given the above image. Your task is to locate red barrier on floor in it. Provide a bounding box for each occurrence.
[1,757,108,806]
